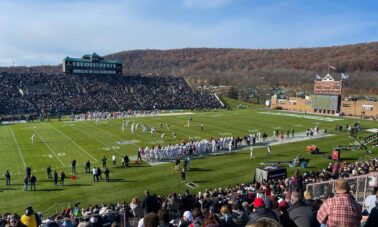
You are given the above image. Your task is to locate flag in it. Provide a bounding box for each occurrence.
[315,74,322,80]
[341,73,349,80]
[328,64,336,70]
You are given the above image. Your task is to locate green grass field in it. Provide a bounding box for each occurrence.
[0,99,377,214]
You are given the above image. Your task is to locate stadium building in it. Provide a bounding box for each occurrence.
[63,53,122,75]
[270,74,378,118]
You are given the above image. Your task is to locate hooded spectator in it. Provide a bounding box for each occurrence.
[20,207,41,227]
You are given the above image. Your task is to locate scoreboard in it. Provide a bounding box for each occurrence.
[314,74,342,95]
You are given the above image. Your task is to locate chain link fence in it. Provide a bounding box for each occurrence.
[306,173,378,207]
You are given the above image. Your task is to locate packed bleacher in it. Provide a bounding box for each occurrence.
[0,73,222,121]
[2,158,378,227]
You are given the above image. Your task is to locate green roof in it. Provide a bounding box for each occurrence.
[64,56,121,64]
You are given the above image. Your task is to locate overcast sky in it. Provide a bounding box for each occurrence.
[0,0,377,66]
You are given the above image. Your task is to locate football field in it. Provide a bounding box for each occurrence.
[0,100,376,214]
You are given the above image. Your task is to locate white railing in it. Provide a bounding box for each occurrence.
[306,172,378,207]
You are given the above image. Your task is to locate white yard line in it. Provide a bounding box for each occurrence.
[258,111,343,122]
[93,125,140,149]
[72,126,125,156]
[47,124,98,162]
[9,127,27,168]
[33,130,66,167]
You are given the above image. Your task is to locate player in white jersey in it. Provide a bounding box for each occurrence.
[161,133,165,139]
[112,154,116,166]
[172,132,177,140]
[267,145,272,157]
[250,147,255,158]
[121,124,125,133]
[96,118,99,127]
[31,133,36,144]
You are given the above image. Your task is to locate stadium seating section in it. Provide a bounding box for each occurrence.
[0,73,222,120]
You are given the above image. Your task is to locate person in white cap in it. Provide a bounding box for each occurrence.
[179,211,193,226]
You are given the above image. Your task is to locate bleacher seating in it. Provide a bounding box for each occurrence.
[0,73,222,120]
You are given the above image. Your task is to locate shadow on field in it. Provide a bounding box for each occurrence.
[193,180,209,183]
[109,178,136,183]
[189,168,213,172]
[65,183,92,187]
[341,157,358,161]
[129,165,149,168]
[36,188,64,192]
[114,165,149,169]
[0,188,17,191]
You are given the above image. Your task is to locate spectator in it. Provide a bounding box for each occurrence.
[20,207,41,227]
[364,187,378,214]
[130,197,144,218]
[144,212,159,227]
[287,191,315,227]
[157,210,173,227]
[191,208,203,227]
[317,179,362,227]
[178,211,193,227]
[277,199,296,227]
[248,198,279,224]
[312,199,323,227]
[143,190,159,215]
[303,190,314,207]
[219,205,235,227]
[246,217,280,227]
[202,213,221,227]
[365,197,378,227]
[30,175,37,191]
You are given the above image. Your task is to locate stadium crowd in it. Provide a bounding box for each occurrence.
[1,157,378,227]
[0,73,221,121]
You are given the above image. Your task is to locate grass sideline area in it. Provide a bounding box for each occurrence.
[0,101,376,214]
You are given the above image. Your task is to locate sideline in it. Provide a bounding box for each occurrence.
[146,132,334,166]
[9,127,27,168]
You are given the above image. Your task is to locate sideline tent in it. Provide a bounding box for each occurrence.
[254,166,287,182]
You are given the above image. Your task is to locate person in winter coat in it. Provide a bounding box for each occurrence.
[288,192,316,227]
[248,198,279,224]
[21,206,41,227]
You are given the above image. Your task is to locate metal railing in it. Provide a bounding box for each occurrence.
[306,172,378,207]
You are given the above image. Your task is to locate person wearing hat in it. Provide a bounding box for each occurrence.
[277,199,296,227]
[178,211,193,227]
[248,198,279,224]
[21,206,41,227]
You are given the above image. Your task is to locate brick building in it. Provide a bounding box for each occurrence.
[270,74,378,118]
